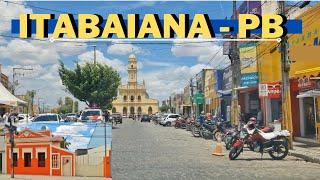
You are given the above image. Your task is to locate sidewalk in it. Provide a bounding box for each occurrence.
[289,141,320,164]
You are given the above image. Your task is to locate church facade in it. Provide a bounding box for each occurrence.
[112,54,159,115]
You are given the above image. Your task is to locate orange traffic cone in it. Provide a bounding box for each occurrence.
[212,133,224,156]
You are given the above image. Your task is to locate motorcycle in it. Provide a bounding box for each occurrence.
[175,117,188,129]
[229,121,290,160]
[191,121,202,137]
[199,121,216,139]
[212,120,232,141]
[186,117,195,131]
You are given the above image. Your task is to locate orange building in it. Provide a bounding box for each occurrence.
[6,129,75,176]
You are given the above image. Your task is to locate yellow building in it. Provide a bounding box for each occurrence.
[204,69,219,114]
[112,54,159,115]
[257,3,320,141]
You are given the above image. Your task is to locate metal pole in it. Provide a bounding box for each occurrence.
[12,69,15,95]
[93,45,97,64]
[9,119,14,178]
[231,0,240,125]
[190,78,194,117]
[313,96,317,141]
[104,114,107,157]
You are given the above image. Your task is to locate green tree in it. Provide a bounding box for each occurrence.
[59,62,121,110]
[60,137,71,150]
[159,105,170,112]
[64,97,73,112]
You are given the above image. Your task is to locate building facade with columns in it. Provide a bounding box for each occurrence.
[112,54,159,115]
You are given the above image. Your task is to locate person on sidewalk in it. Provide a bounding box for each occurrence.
[199,111,205,126]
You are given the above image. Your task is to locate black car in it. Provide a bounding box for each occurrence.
[141,114,151,122]
[112,113,122,124]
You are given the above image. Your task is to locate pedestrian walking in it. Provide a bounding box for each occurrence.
[104,110,110,123]
[199,111,205,125]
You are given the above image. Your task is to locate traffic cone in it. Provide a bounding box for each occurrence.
[212,133,224,156]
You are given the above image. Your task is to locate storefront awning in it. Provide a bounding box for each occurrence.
[294,67,320,77]
[296,90,320,98]
[0,82,26,106]
[217,89,232,95]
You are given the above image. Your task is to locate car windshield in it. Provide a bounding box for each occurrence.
[33,115,57,122]
[82,111,100,117]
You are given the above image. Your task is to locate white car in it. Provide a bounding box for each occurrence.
[17,114,34,123]
[80,109,104,122]
[160,114,180,126]
[32,113,63,123]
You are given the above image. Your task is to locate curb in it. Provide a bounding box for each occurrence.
[289,151,320,164]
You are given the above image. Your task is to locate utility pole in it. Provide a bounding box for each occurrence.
[93,45,97,64]
[279,0,293,148]
[12,67,33,95]
[230,0,240,125]
[189,78,194,117]
[5,113,18,178]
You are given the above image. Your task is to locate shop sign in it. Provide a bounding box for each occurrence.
[193,93,204,104]
[241,72,258,87]
[298,77,315,92]
[259,83,281,99]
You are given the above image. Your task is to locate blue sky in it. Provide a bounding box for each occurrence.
[0,1,244,109]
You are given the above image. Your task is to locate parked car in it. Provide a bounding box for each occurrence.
[17,114,34,123]
[66,113,77,122]
[32,113,64,122]
[141,114,151,122]
[160,114,180,126]
[111,113,122,124]
[79,109,104,122]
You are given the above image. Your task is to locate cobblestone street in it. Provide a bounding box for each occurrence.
[112,119,320,180]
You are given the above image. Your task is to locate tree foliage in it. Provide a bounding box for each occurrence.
[59,62,121,110]
[159,105,170,112]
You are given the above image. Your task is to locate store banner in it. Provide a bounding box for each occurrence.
[239,43,257,74]
[241,72,258,87]
[259,83,281,99]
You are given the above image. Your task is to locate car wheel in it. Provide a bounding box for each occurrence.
[166,122,171,127]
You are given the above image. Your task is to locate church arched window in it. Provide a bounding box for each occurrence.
[138,95,141,101]
[123,95,127,101]
[131,95,134,102]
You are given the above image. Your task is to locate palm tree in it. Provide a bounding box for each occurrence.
[60,137,71,150]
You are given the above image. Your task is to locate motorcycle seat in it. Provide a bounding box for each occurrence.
[258,130,290,140]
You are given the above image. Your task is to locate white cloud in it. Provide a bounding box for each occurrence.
[138,63,207,101]
[142,60,172,67]
[54,122,89,136]
[78,50,127,73]
[0,1,32,33]
[0,39,60,65]
[67,136,91,152]
[0,39,87,66]
[171,41,230,68]
[0,37,7,45]
[107,43,145,55]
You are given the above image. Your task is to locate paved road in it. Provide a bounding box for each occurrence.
[112,119,320,180]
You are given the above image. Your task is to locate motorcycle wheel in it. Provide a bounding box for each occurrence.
[191,126,199,137]
[268,141,289,160]
[225,136,233,150]
[229,147,242,160]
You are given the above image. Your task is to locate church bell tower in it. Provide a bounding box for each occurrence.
[128,54,137,88]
